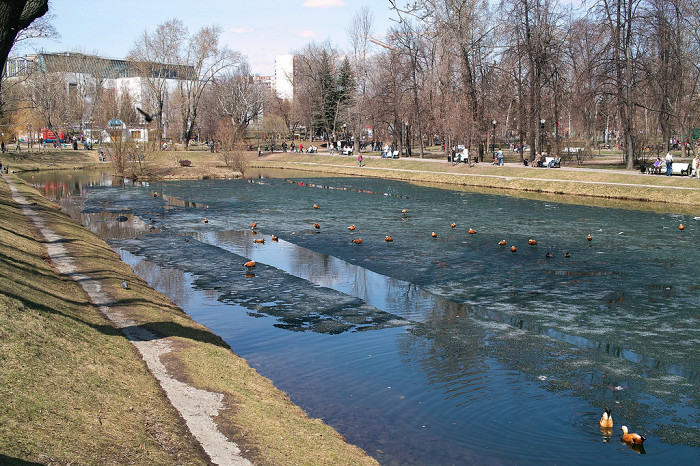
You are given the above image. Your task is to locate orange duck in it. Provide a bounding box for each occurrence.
[528,239,537,245]
[253,238,265,244]
[431,232,437,238]
[599,408,613,429]
[314,204,320,209]
[385,236,393,242]
[271,235,279,242]
[348,225,356,230]
[352,238,363,244]
[510,246,517,253]
[450,223,456,228]
[621,426,645,444]
[587,234,593,241]
[251,222,257,229]
[244,260,255,268]
[313,223,320,229]
[498,240,507,246]
[468,229,476,234]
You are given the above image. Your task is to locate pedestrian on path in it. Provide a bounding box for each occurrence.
[665,152,673,176]
[358,153,363,167]
[693,154,699,178]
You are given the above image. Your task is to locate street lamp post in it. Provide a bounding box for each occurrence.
[539,119,546,156]
[405,121,409,157]
[491,119,497,160]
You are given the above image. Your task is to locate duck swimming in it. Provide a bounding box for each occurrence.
[244,261,255,268]
[313,223,320,229]
[348,225,356,230]
[621,426,645,444]
[352,238,363,244]
[431,232,437,238]
[450,223,456,228]
[498,240,507,246]
[385,236,393,242]
[468,229,476,234]
[528,239,537,245]
[599,408,613,428]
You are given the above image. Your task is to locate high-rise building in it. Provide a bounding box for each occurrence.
[274,55,295,100]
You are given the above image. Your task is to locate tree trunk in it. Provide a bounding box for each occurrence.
[0,0,48,82]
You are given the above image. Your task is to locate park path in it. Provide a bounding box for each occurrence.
[2,172,251,466]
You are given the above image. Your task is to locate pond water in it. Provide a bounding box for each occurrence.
[24,169,700,464]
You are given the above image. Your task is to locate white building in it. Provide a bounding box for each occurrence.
[274,54,295,100]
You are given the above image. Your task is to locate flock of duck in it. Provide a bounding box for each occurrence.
[234,202,600,260]
[178,194,658,448]
[599,408,647,448]
[224,201,686,273]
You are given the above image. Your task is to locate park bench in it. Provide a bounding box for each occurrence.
[670,162,691,176]
[544,156,561,168]
[649,162,691,175]
[179,160,191,167]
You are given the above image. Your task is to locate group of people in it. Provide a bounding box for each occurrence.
[649,152,700,177]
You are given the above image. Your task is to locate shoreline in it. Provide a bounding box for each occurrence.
[0,172,377,465]
[250,153,700,213]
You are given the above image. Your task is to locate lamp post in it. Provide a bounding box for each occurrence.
[491,119,497,160]
[405,121,409,157]
[539,119,546,155]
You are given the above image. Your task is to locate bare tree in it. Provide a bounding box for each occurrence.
[128,19,185,149]
[0,0,48,83]
[215,60,264,157]
[176,25,240,149]
[347,6,374,154]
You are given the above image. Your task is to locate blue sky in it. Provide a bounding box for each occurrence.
[25,0,399,75]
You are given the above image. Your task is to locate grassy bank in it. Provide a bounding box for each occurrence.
[0,147,241,181]
[0,174,376,465]
[252,153,700,212]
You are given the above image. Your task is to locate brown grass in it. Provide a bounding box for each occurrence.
[0,177,207,464]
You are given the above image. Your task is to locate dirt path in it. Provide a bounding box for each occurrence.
[3,172,252,466]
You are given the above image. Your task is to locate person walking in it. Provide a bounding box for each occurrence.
[358,153,363,167]
[497,148,504,166]
[693,154,700,178]
[665,152,673,176]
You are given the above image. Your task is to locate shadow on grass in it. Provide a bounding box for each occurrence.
[0,455,44,466]
[121,321,230,349]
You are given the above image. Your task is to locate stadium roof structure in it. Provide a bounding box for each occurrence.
[31,52,195,80]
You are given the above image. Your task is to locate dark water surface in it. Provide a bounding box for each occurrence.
[24,169,700,465]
